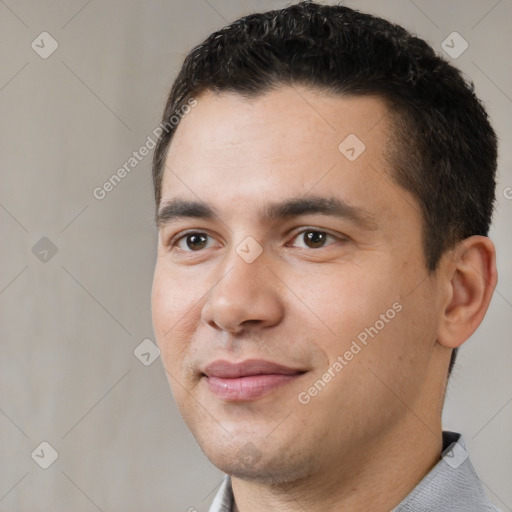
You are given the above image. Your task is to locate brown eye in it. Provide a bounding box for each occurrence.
[185,233,208,251]
[288,229,342,249]
[172,232,213,252]
[303,230,328,248]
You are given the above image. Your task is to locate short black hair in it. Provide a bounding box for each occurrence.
[152,1,498,375]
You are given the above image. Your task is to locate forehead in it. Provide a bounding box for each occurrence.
[160,86,418,229]
[166,86,391,165]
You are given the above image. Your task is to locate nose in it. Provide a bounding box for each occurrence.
[200,245,285,334]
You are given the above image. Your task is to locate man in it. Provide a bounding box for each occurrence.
[150,2,501,511]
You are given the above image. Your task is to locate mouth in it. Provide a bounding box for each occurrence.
[202,359,307,402]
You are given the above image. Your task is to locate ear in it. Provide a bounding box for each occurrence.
[437,235,497,349]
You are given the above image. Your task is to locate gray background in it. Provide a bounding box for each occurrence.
[0,1,510,511]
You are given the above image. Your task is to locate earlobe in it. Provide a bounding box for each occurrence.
[437,236,497,349]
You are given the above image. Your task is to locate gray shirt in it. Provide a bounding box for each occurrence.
[208,431,501,512]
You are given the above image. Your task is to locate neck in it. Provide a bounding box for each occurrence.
[231,417,443,512]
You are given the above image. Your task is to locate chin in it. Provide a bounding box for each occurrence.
[197,436,315,486]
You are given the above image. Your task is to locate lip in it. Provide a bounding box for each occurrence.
[203,359,304,378]
[202,359,306,401]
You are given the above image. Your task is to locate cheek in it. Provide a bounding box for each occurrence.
[151,268,173,338]
[298,259,435,403]
[151,265,200,362]
[333,276,438,402]
[297,263,401,350]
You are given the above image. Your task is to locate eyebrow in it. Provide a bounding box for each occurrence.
[156,195,379,231]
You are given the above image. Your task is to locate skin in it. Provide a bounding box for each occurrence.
[151,85,497,512]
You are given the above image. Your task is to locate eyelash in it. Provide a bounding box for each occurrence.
[168,228,345,252]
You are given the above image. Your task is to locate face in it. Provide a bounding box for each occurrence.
[151,86,445,484]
